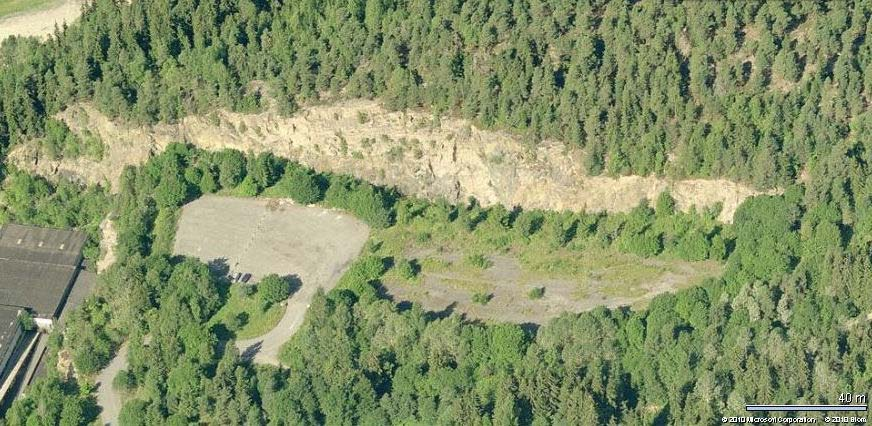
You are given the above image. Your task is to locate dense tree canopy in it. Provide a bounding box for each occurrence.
[0,0,870,189]
[1,0,872,425]
[2,141,869,424]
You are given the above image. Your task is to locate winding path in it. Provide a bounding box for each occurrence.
[94,344,127,426]
[174,197,371,365]
[234,256,353,365]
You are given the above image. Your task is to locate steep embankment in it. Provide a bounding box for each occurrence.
[11,100,777,222]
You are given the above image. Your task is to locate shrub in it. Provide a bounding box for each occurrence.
[230,312,249,331]
[258,274,293,308]
[265,163,322,204]
[233,175,260,197]
[395,258,419,280]
[17,310,35,331]
[619,231,663,257]
[674,231,709,261]
[728,195,799,282]
[325,177,392,228]
[514,211,544,237]
[655,192,676,215]
[543,213,578,247]
[118,399,149,426]
[198,168,218,194]
[527,287,545,300]
[113,369,137,392]
[41,118,81,159]
[466,253,492,269]
[709,233,728,260]
[247,152,282,190]
[386,146,405,162]
[82,131,105,160]
[472,292,492,305]
[153,169,190,208]
[336,256,386,300]
[460,209,486,231]
[216,149,247,189]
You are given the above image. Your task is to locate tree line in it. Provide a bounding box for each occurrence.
[1,141,869,424]
[0,0,871,424]
[0,0,870,188]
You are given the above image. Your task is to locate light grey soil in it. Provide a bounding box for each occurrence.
[0,1,84,41]
[173,195,370,364]
[382,254,719,325]
[94,344,127,426]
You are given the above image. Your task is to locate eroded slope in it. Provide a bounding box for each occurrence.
[11,100,777,222]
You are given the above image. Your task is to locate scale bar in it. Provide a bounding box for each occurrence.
[747,404,867,412]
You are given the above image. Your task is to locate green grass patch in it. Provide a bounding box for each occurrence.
[0,0,60,19]
[433,276,491,293]
[419,256,451,271]
[594,263,665,290]
[372,205,724,303]
[471,291,492,305]
[465,253,492,269]
[597,279,651,299]
[209,284,286,339]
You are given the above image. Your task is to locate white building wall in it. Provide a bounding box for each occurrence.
[34,317,53,332]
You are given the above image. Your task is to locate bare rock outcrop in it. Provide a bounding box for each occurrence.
[10,100,778,222]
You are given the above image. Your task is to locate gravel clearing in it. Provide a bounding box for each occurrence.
[173,195,370,364]
[0,0,84,41]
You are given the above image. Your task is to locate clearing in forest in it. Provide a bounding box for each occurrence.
[173,195,370,364]
[382,250,721,325]
[0,0,83,40]
[374,213,723,325]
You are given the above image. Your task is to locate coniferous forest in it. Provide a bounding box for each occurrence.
[1,1,871,425]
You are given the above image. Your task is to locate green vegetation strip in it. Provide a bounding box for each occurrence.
[0,0,60,19]
[0,0,867,422]
[208,284,286,340]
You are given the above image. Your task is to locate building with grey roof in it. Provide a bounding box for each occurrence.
[0,224,89,407]
[0,306,22,377]
[0,224,84,267]
[0,224,86,325]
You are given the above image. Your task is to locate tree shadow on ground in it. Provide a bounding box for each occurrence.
[207,257,232,302]
[279,274,303,297]
[239,341,263,362]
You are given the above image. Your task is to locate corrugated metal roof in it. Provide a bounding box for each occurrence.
[0,261,78,318]
[0,224,85,318]
[0,224,85,267]
[58,271,95,326]
[0,305,21,366]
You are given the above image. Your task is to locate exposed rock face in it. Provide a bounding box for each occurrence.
[10,100,777,222]
[97,215,117,273]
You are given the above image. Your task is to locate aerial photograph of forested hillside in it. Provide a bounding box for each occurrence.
[0,1,870,425]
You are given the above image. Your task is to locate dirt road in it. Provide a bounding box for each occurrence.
[94,344,127,426]
[174,196,370,365]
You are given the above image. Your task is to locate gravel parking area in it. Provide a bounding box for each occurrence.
[173,196,369,364]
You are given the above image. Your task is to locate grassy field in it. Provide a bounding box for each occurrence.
[373,207,722,323]
[0,0,60,19]
[209,285,286,340]
[375,216,720,294]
